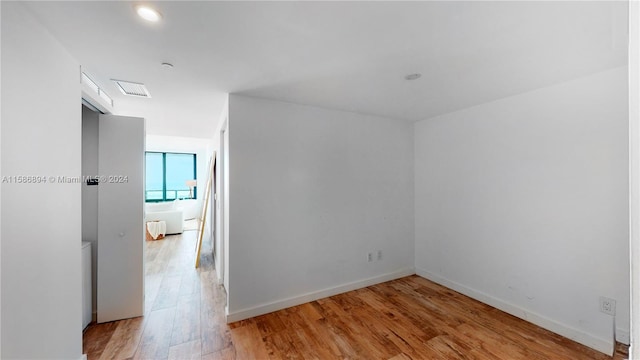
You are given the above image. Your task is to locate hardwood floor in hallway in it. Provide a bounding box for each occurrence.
[83,231,629,359]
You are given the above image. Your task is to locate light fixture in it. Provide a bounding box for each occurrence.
[185,180,197,199]
[404,73,422,81]
[135,5,162,22]
[161,62,174,69]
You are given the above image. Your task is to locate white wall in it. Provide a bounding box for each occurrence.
[226,95,414,321]
[1,2,82,358]
[0,1,4,355]
[414,67,629,355]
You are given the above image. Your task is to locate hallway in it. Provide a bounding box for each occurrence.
[83,230,230,359]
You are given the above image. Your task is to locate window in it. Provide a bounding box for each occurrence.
[145,152,196,202]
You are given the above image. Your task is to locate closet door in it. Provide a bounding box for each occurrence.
[97,114,145,323]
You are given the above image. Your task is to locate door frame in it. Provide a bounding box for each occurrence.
[629,0,639,356]
[216,118,229,297]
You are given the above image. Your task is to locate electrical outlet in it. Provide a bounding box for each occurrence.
[377,250,382,261]
[367,252,373,262]
[599,296,616,315]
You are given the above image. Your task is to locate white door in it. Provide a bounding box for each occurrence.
[97,114,145,323]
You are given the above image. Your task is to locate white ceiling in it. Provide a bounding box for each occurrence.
[24,1,627,139]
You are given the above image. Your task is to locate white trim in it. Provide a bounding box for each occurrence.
[81,83,113,114]
[617,327,630,346]
[79,354,87,360]
[415,267,614,356]
[80,68,113,115]
[226,267,415,323]
[630,0,640,358]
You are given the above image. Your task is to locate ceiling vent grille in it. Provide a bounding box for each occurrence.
[112,79,151,98]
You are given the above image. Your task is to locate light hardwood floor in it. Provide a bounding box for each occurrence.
[84,231,629,359]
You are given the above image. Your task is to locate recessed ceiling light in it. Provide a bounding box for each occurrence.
[161,62,174,69]
[404,73,422,81]
[136,5,162,22]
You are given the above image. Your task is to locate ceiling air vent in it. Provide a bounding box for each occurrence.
[112,79,151,98]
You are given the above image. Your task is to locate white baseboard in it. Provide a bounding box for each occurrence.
[226,267,415,323]
[415,267,614,356]
[616,327,630,345]
[214,253,223,283]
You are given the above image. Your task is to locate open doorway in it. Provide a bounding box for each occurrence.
[81,102,146,326]
[81,104,100,329]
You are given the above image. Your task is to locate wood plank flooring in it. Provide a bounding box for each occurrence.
[84,231,629,359]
